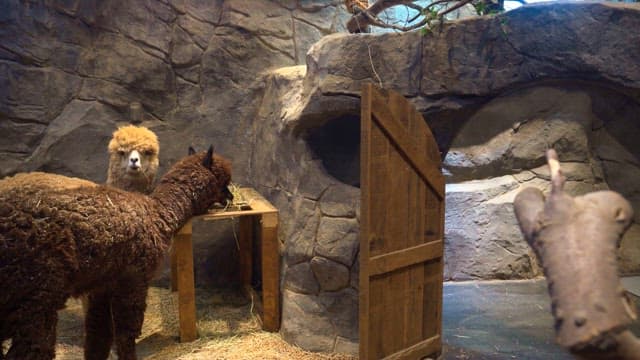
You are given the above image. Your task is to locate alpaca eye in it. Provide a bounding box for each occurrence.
[118,150,126,156]
[144,150,154,156]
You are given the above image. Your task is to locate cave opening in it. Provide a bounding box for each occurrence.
[305,114,361,188]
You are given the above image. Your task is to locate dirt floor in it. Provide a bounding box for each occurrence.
[54,286,356,360]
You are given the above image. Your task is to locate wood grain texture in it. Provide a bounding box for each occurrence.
[359,84,444,359]
[175,232,198,342]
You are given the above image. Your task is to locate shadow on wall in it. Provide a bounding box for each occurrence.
[305,114,361,188]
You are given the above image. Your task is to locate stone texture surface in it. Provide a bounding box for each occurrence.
[4,1,640,355]
[248,3,640,353]
[0,0,348,181]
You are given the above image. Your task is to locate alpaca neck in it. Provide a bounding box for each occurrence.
[107,174,152,194]
[150,181,197,236]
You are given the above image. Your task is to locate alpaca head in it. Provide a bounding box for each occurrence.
[157,145,233,215]
[107,125,160,191]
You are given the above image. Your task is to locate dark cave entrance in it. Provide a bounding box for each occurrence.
[306,114,361,188]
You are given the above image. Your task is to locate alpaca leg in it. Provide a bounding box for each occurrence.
[111,284,148,360]
[5,308,58,360]
[84,291,114,360]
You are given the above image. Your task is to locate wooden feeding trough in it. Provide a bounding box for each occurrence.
[170,187,280,342]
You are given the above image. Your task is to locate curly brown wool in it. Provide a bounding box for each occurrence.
[0,146,232,360]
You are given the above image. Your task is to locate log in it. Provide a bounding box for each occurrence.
[513,149,639,359]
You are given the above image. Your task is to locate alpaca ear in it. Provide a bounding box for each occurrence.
[202,145,214,168]
[188,146,197,155]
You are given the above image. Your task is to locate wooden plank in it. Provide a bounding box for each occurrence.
[405,175,424,346]
[423,260,442,341]
[370,112,394,357]
[174,232,198,342]
[202,208,276,220]
[238,216,253,286]
[171,221,192,291]
[382,335,441,360]
[382,116,410,355]
[368,241,443,277]
[436,196,446,339]
[260,212,280,332]
[359,83,373,360]
[367,120,391,256]
[370,91,445,199]
[170,245,178,292]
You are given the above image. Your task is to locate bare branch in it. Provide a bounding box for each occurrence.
[513,150,640,359]
[346,0,482,33]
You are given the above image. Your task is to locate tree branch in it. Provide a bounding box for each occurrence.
[346,0,495,33]
[513,149,640,359]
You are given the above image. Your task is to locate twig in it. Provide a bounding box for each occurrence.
[354,15,384,88]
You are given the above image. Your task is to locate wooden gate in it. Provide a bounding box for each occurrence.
[360,84,445,359]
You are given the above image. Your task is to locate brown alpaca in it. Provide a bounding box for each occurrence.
[0,146,232,360]
[0,172,96,193]
[0,126,160,357]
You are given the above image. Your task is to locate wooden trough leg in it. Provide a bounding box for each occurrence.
[260,212,280,332]
[174,221,198,342]
[238,216,253,288]
[170,244,178,292]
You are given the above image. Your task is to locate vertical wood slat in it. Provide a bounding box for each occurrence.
[174,220,198,342]
[409,106,428,347]
[170,244,178,292]
[260,212,280,332]
[360,83,444,360]
[238,216,253,286]
[369,91,444,199]
[360,83,373,360]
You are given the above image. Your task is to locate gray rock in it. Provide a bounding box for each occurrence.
[334,336,358,355]
[176,13,216,49]
[27,100,121,182]
[221,0,292,38]
[305,30,423,97]
[281,289,335,352]
[79,33,174,93]
[170,0,223,25]
[444,175,542,280]
[619,224,640,275]
[443,87,594,182]
[171,25,203,67]
[285,209,320,266]
[0,62,81,123]
[319,184,359,218]
[315,217,359,267]
[284,261,320,295]
[310,256,350,292]
[318,287,358,340]
[293,18,324,64]
[97,0,175,54]
[176,77,202,109]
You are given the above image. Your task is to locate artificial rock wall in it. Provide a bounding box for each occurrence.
[3,0,640,355]
[251,2,640,352]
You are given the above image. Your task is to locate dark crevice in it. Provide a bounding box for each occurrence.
[305,114,361,188]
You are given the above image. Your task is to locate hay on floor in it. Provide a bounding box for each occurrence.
[55,286,357,360]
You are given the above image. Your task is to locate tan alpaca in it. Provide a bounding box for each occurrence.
[0,125,160,194]
[107,125,160,193]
